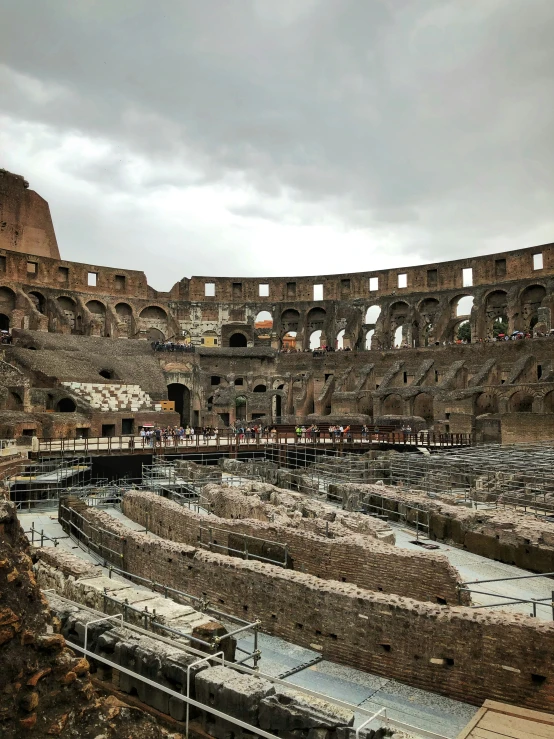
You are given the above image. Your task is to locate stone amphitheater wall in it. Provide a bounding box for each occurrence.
[121,490,468,605]
[59,495,554,710]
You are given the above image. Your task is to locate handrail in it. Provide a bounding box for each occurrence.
[35,430,473,454]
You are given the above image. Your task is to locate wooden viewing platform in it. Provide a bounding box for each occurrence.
[457,700,554,739]
[36,429,473,456]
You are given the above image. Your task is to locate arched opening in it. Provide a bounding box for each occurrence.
[56,397,76,413]
[365,305,381,324]
[8,391,23,410]
[115,302,133,337]
[509,391,534,413]
[413,393,434,422]
[86,300,106,315]
[390,301,410,348]
[167,383,191,425]
[253,384,267,393]
[235,395,247,421]
[0,287,16,314]
[307,307,326,332]
[57,296,76,329]
[28,291,46,314]
[282,331,297,350]
[454,295,474,317]
[456,320,471,342]
[365,329,374,350]
[229,333,248,347]
[475,392,498,415]
[0,313,9,331]
[309,330,322,350]
[382,394,404,415]
[521,285,546,332]
[485,290,508,338]
[255,311,273,329]
[336,329,345,350]
[281,309,300,332]
[419,298,440,346]
[140,305,167,340]
[146,327,165,342]
[115,303,133,317]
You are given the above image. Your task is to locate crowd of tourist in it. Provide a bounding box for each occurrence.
[151,341,196,352]
[134,424,391,446]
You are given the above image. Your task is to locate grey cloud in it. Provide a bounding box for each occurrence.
[0,0,553,285]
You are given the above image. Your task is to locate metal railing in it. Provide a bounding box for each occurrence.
[58,502,262,666]
[198,524,289,567]
[458,572,554,619]
[36,430,473,454]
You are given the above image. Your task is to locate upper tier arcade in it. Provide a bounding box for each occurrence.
[1,240,553,351]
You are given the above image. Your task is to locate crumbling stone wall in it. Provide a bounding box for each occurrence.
[339,483,554,573]
[59,495,554,710]
[122,490,467,605]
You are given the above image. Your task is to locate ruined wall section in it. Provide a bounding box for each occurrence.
[339,483,554,573]
[1,235,554,350]
[0,169,60,260]
[122,490,467,605]
[59,496,554,711]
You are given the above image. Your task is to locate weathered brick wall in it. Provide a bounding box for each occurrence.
[340,483,554,573]
[122,490,468,605]
[59,496,554,710]
[501,413,554,444]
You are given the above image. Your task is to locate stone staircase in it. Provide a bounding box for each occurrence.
[62,382,161,412]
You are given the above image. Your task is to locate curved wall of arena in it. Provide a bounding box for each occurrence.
[1,239,554,350]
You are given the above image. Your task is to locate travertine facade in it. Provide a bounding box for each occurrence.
[2,167,554,441]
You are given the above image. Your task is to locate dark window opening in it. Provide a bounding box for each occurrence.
[232,282,243,298]
[253,384,266,392]
[403,371,408,384]
[537,365,542,380]
[122,418,134,435]
[341,278,351,294]
[101,424,116,437]
[436,596,447,605]
[235,378,244,385]
[58,266,69,283]
[115,275,126,291]
[99,369,113,379]
[427,269,438,288]
[435,370,439,383]
[229,333,247,347]
[21,429,36,436]
[380,644,391,652]
[211,375,221,385]
[295,623,303,630]
[495,258,506,278]
[0,256,6,272]
[56,398,76,413]
[287,282,296,297]
[532,673,546,685]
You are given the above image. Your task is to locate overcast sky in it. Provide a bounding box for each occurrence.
[1,1,553,291]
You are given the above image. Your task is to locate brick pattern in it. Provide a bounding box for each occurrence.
[339,483,554,573]
[59,496,554,711]
[122,489,467,605]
